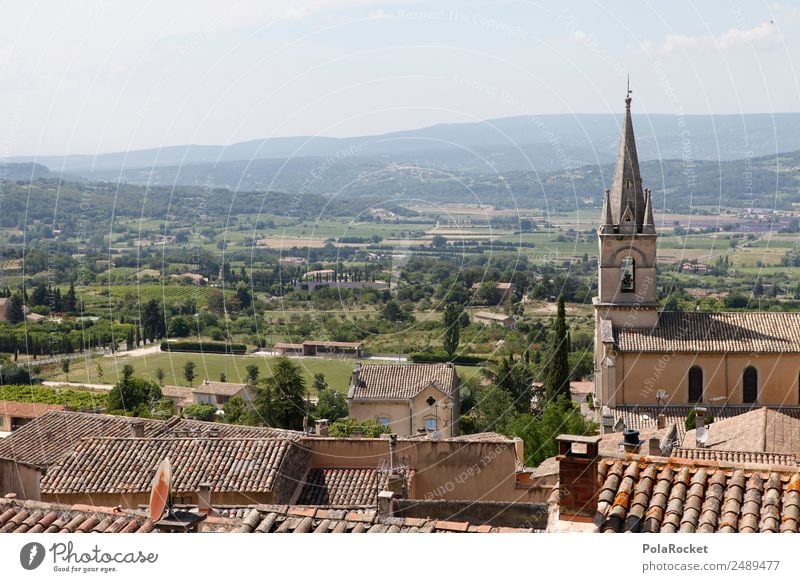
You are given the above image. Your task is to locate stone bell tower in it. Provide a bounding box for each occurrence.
[593,88,659,408]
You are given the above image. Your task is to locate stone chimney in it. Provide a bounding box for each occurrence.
[647,437,661,456]
[377,490,396,517]
[621,429,642,454]
[600,406,614,435]
[695,407,707,448]
[315,419,329,437]
[197,482,212,515]
[351,363,362,389]
[656,414,666,429]
[388,433,398,471]
[130,420,145,438]
[556,434,602,520]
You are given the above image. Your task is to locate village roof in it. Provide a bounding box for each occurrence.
[614,311,800,353]
[474,311,513,321]
[672,448,797,467]
[232,505,535,533]
[0,411,165,468]
[160,385,194,407]
[0,497,154,533]
[165,418,303,440]
[595,457,800,533]
[295,468,414,506]
[681,407,800,453]
[0,400,66,419]
[193,380,248,396]
[40,437,308,496]
[348,363,458,400]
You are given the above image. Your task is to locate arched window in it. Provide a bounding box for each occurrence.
[620,257,635,293]
[743,366,758,404]
[688,366,703,403]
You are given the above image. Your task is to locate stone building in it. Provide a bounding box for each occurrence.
[594,92,800,408]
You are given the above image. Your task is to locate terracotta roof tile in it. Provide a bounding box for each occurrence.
[615,312,800,353]
[0,400,66,419]
[40,437,309,496]
[349,364,458,400]
[0,498,153,533]
[295,468,413,506]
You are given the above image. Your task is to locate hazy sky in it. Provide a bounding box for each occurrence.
[0,0,796,155]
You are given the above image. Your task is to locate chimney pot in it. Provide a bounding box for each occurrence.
[656,414,666,429]
[315,419,329,437]
[377,490,396,517]
[556,434,602,520]
[130,420,145,438]
[622,429,642,454]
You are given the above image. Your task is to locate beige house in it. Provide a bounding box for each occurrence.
[192,380,254,409]
[473,311,515,329]
[347,363,460,437]
[0,401,65,433]
[593,92,800,408]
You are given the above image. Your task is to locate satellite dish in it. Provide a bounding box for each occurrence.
[431,430,442,441]
[149,458,172,522]
[656,389,667,401]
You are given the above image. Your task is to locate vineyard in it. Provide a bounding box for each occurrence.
[0,384,108,410]
[78,283,230,310]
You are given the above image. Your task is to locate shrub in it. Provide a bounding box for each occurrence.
[183,404,219,421]
[160,341,247,354]
[408,351,485,366]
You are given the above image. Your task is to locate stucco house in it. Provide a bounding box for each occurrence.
[347,363,460,437]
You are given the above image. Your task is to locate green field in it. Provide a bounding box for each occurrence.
[45,352,482,394]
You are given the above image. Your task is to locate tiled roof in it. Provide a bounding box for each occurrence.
[164,418,303,439]
[682,407,800,453]
[161,385,194,404]
[474,311,513,321]
[40,437,309,496]
[596,458,800,532]
[614,311,800,353]
[673,448,797,467]
[194,381,247,396]
[0,400,66,419]
[349,363,458,400]
[296,468,413,506]
[0,411,164,468]
[0,498,154,533]
[233,505,534,533]
[610,405,800,444]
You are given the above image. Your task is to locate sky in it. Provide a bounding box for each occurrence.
[0,0,797,155]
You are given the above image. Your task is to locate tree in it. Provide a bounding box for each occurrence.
[236,284,252,311]
[61,358,70,379]
[183,404,218,421]
[544,295,570,400]
[380,300,409,323]
[64,283,77,314]
[314,388,348,422]
[108,364,162,414]
[168,316,192,338]
[183,361,196,384]
[246,364,260,384]
[312,373,328,393]
[481,354,534,414]
[459,385,517,434]
[142,299,166,341]
[252,357,307,429]
[328,417,390,438]
[155,367,165,385]
[30,283,47,308]
[6,294,24,324]
[223,395,248,424]
[442,302,461,357]
[431,234,447,249]
[95,363,104,381]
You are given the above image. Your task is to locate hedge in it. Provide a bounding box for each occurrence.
[160,341,247,355]
[408,352,486,366]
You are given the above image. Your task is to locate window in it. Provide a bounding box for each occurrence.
[377,416,390,427]
[424,417,438,431]
[688,366,703,403]
[620,257,635,293]
[743,366,758,404]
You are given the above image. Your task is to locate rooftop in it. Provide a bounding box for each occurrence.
[40,437,308,496]
[614,312,800,353]
[681,407,800,453]
[349,363,458,400]
[193,380,248,396]
[0,400,66,419]
[295,468,413,506]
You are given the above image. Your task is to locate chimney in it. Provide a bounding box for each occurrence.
[386,473,405,496]
[556,434,602,520]
[377,490,396,517]
[695,407,707,448]
[388,434,398,471]
[656,414,666,429]
[130,420,145,438]
[513,437,524,468]
[600,406,614,435]
[207,427,220,438]
[647,437,662,456]
[351,363,362,389]
[315,419,329,437]
[197,482,212,515]
[621,429,642,454]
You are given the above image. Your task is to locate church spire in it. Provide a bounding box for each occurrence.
[609,83,645,233]
[643,188,656,234]
[600,189,613,231]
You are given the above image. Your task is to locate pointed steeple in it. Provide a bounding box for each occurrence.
[643,188,656,234]
[609,85,645,232]
[600,189,613,231]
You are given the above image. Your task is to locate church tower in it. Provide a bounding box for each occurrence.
[594,89,659,408]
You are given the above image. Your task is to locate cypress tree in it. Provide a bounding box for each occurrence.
[544,295,570,400]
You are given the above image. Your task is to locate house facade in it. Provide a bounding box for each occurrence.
[347,363,460,437]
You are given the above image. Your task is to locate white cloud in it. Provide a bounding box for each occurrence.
[643,21,784,55]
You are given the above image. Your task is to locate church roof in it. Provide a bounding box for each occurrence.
[614,311,800,353]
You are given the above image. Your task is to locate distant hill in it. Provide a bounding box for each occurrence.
[7,112,800,180]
